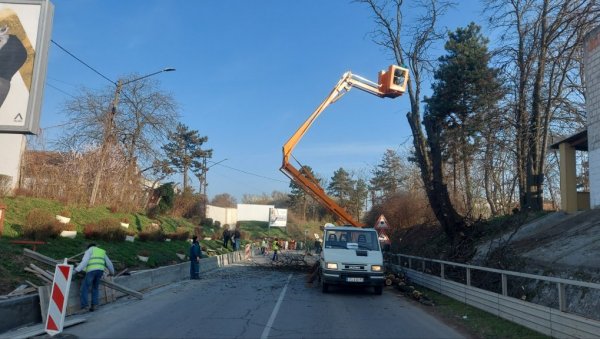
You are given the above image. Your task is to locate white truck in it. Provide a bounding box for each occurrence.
[319,225,385,295]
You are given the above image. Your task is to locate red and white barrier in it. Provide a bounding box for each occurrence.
[245,244,251,259]
[45,259,73,336]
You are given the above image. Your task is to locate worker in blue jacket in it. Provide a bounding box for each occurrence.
[190,236,202,279]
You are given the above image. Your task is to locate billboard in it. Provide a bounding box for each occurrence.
[268,208,287,227]
[0,0,53,134]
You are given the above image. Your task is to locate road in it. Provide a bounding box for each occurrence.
[61,257,465,338]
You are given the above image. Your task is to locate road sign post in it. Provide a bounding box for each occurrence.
[45,259,73,336]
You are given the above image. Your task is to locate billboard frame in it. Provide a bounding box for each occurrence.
[0,0,53,134]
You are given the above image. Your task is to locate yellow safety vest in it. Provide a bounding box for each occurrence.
[272,241,279,251]
[86,247,106,272]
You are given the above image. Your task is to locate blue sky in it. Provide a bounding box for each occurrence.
[40,0,484,200]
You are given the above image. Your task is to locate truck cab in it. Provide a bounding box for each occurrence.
[319,225,385,294]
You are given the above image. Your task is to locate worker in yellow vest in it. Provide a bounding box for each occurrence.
[272,238,280,262]
[75,243,115,312]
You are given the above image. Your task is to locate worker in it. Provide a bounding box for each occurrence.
[75,243,115,312]
[190,235,202,279]
[272,238,280,261]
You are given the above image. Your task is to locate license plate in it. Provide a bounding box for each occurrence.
[346,277,364,283]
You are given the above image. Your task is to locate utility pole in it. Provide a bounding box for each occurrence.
[89,80,122,206]
[88,68,175,207]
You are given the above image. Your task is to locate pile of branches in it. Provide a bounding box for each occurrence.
[385,272,434,306]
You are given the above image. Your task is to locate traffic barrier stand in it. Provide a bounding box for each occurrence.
[45,259,73,336]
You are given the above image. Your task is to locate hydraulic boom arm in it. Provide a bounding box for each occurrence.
[281,65,409,226]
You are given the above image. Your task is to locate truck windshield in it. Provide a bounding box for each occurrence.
[324,230,380,251]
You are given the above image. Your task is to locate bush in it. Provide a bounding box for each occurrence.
[0,174,12,196]
[201,218,213,227]
[22,209,62,240]
[58,209,71,218]
[167,227,190,241]
[63,223,77,231]
[84,218,126,242]
[171,192,204,218]
[138,229,165,242]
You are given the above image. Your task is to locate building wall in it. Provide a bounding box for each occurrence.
[584,26,600,208]
[237,204,274,222]
[0,134,26,191]
[206,205,237,227]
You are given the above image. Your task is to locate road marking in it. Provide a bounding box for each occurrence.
[260,273,293,339]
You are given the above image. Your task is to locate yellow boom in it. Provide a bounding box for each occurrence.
[281,65,409,226]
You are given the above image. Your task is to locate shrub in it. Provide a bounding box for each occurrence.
[0,174,12,196]
[120,217,130,223]
[171,192,204,218]
[167,227,190,241]
[214,220,221,228]
[58,209,71,218]
[138,229,165,242]
[138,250,150,257]
[147,183,175,218]
[201,218,213,227]
[22,209,62,240]
[84,218,126,242]
[63,223,77,231]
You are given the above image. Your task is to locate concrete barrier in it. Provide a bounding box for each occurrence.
[0,249,251,334]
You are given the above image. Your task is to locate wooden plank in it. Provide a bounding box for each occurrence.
[0,316,86,339]
[7,284,27,295]
[115,268,128,277]
[38,285,51,324]
[7,287,36,296]
[24,268,52,284]
[25,249,143,300]
[28,264,54,281]
[23,248,60,266]
[100,278,143,300]
[25,280,39,288]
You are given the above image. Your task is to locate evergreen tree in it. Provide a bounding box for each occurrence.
[288,166,318,220]
[327,168,354,208]
[369,149,405,204]
[162,123,212,192]
[425,23,503,212]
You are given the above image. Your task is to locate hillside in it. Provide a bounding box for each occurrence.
[0,196,324,294]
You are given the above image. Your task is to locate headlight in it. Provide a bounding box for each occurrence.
[326,262,338,270]
[371,265,382,272]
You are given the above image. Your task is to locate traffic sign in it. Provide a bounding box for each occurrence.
[374,214,389,229]
[45,259,73,336]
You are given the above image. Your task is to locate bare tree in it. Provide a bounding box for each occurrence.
[485,0,600,211]
[359,0,466,241]
[54,75,179,207]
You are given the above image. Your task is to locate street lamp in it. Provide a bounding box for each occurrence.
[89,67,176,206]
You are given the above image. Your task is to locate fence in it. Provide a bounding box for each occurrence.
[388,254,600,338]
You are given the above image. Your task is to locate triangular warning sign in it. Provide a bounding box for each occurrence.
[374,214,389,229]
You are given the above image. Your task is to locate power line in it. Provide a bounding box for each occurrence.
[46,82,76,98]
[51,39,116,86]
[213,163,288,183]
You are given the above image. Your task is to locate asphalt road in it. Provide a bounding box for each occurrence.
[61,258,464,338]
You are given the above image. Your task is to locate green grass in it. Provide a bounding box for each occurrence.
[238,221,288,240]
[0,196,237,294]
[413,285,549,339]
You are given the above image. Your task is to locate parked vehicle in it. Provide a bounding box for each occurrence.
[319,225,384,294]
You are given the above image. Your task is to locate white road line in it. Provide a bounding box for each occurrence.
[260,273,293,339]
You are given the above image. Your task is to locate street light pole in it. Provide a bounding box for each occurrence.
[88,68,175,206]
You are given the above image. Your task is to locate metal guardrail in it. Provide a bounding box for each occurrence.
[388,254,600,338]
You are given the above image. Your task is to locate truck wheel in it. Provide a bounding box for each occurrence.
[374,286,383,295]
